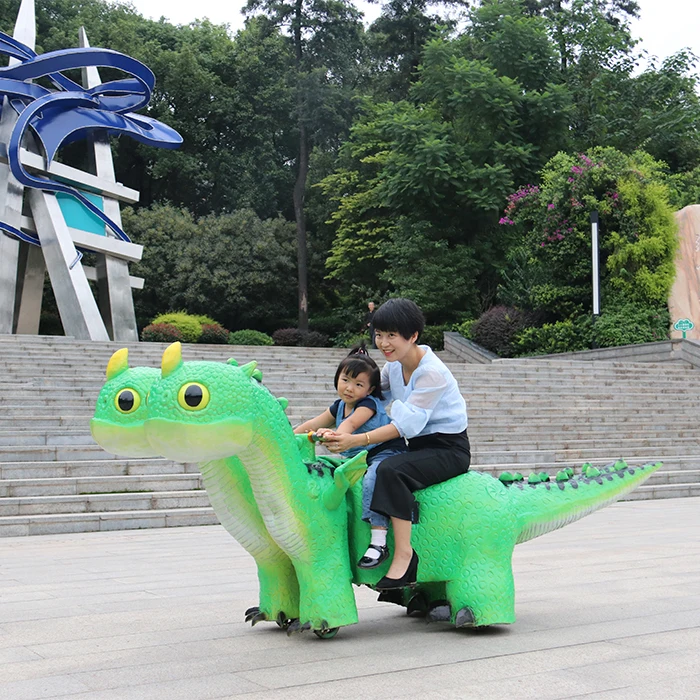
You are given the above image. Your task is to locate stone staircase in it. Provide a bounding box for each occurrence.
[1,334,699,536]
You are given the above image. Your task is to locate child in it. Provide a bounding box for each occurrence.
[323,299,470,589]
[293,346,406,569]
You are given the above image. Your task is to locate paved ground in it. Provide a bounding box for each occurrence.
[1,498,699,700]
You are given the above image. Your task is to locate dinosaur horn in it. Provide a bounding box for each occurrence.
[161,342,183,377]
[106,348,129,380]
[239,360,257,378]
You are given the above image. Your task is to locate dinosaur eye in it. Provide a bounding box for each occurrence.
[115,388,141,414]
[178,382,210,411]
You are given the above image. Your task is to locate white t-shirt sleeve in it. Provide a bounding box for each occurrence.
[390,369,447,438]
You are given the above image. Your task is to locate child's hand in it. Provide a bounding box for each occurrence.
[315,428,334,440]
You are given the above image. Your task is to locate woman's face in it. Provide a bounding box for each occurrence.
[374,329,418,363]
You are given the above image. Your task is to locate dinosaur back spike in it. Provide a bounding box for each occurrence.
[511,461,662,545]
[240,361,257,378]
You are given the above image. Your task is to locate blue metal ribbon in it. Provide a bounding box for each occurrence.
[0,30,182,246]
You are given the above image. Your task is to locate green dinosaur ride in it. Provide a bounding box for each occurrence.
[91,343,662,638]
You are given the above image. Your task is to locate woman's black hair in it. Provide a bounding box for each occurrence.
[372,298,425,340]
[334,344,383,400]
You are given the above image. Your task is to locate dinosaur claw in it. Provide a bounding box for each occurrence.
[276,611,293,630]
[455,607,475,628]
[244,606,260,622]
[286,620,311,637]
[426,599,452,624]
[250,612,268,626]
[406,592,429,617]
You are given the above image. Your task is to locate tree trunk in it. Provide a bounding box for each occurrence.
[293,0,309,332]
[294,120,309,332]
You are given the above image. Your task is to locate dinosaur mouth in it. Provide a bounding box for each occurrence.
[90,418,158,457]
[144,417,253,462]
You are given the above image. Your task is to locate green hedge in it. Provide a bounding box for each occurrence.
[228,330,274,346]
[151,312,202,343]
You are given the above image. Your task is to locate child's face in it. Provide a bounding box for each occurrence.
[337,370,373,406]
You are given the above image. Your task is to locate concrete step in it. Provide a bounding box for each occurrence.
[0,458,198,479]
[0,506,218,537]
[0,490,209,516]
[0,473,202,497]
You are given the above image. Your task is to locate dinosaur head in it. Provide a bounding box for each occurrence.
[90,348,161,457]
[144,342,258,462]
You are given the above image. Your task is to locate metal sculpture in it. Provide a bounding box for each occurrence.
[0,0,181,340]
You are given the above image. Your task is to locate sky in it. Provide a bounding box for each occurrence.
[116,0,700,67]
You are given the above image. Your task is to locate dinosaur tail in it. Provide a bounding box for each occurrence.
[507,461,661,545]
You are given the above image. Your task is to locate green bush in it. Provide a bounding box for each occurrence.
[453,319,476,340]
[199,323,230,344]
[141,323,185,343]
[228,330,274,346]
[514,317,593,356]
[420,325,448,350]
[273,328,302,346]
[194,314,217,326]
[272,328,329,347]
[332,331,370,348]
[151,312,202,343]
[472,306,542,357]
[593,304,670,347]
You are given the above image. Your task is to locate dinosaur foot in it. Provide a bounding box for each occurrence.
[406,592,429,618]
[275,611,295,630]
[455,607,476,628]
[286,619,312,637]
[286,619,340,639]
[426,599,452,624]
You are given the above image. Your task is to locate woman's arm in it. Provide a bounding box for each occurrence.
[293,408,335,435]
[323,421,401,453]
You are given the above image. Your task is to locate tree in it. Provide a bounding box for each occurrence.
[244,0,364,330]
[124,204,298,331]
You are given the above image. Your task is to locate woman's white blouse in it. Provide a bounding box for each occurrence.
[380,346,468,439]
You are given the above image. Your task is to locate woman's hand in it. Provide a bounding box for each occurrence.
[323,431,360,454]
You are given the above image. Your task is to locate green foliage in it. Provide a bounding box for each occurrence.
[420,325,448,350]
[593,303,670,346]
[151,312,203,343]
[141,323,186,343]
[501,147,678,321]
[666,166,700,210]
[228,330,274,346]
[454,319,476,340]
[125,204,297,332]
[272,328,328,347]
[472,306,543,357]
[513,317,593,356]
[194,314,218,326]
[199,324,230,344]
[331,331,370,348]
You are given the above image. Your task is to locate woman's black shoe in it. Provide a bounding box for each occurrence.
[375,550,419,590]
[358,544,390,569]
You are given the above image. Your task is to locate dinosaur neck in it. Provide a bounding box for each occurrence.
[238,423,310,560]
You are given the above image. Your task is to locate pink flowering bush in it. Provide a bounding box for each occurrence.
[492,147,677,355]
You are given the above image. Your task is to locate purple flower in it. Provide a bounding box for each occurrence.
[548,203,555,210]
[499,217,515,225]
[571,166,583,175]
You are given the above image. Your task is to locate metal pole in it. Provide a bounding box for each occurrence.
[591,211,600,316]
[591,210,600,349]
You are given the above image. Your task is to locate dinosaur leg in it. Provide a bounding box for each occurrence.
[201,458,300,622]
[445,559,516,627]
[291,560,359,632]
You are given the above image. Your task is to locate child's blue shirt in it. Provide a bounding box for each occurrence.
[329,395,392,458]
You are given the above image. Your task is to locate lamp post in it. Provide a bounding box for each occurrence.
[591,211,600,348]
